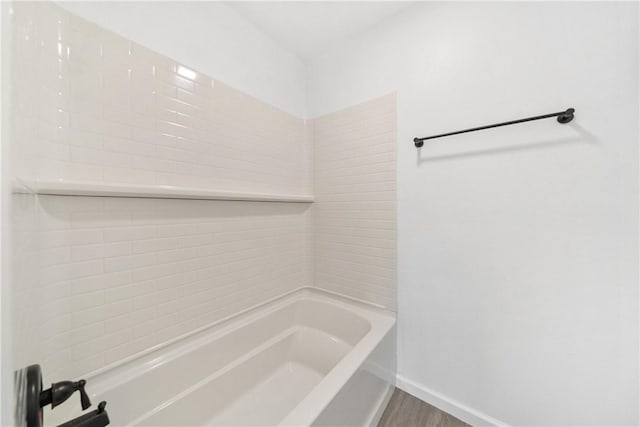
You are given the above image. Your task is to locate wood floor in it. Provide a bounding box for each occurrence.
[378,389,470,427]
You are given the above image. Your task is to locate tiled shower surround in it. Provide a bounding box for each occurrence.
[314,96,397,309]
[12,194,312,380]
[9,2,396,382]
[11,1,312,193]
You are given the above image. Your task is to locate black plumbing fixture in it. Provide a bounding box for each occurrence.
[19,364,109,427]
[40,378,92,410]
[413,108,575,147]
[58,401,110,427]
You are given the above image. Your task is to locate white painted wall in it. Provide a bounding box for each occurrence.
[307,2,639,426]
[57,1,307,117]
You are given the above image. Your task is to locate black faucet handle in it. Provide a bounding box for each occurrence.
[40,379,92,410]
[77,380,91,410]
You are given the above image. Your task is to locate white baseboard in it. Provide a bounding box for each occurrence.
[395,374,510,427]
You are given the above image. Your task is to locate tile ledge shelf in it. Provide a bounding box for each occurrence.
[12,178,314,203]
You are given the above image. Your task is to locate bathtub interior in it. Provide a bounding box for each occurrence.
[139,327,352,426]
[45,291,386,427]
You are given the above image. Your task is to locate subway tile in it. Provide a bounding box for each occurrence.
[101,85,130,109]
[156,120,191,140]
[68,228,103,246]
[70,259,104,279]
[42,264,71,284]
[102,225,156,242]
[103,105,156,130]
[100,119,131,139]
[130,262,180,283]
[70,146,131,168]
[102,333,158,366]
[104,279,156,303]
[72,299,132,328]
[43,323,99,356]
[129,126,164,145]
[129,41,175,71]
[42,281,72,302]
[70,112,105,134]
[153,80,177,98]
[68,70,101,101]
[11,2,318,382]
[69,354,104,378]
[41,230,71,248]
[67,128,103,149]
[71,271,131,295]
[155,68,195,92]
[101,64,131,86]
[102,166,156,185]
[103,253,156,273]
[44,349,74,381]
[102,135,155,157]
[132,237,179,254]
[313,94,397,310]
[36,121,72,145]
[68,290,105,311]
[73,328,131,361]
[102,242,132,258]
[38,105,71,128]
[41,246,71,266]
[71,210,132,229]
[67,35,102,68]
[104,306,155,334]
[100,36,131,66]
[71,242,130,262]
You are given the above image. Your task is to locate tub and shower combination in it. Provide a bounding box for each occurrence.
[46,288,396,427]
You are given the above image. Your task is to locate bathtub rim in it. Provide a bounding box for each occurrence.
[82,286,393,386]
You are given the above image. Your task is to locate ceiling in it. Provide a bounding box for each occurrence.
[224,2,413,60]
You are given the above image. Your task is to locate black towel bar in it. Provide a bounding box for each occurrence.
[414,108,575,147]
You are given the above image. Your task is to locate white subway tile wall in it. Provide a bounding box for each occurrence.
[9,2,398,383]
[10,2,312,194]
[313,94,397,309]
[9,2,314,382]
[13,195,313,382]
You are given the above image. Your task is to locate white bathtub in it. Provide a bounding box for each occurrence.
[45,288,396,427]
